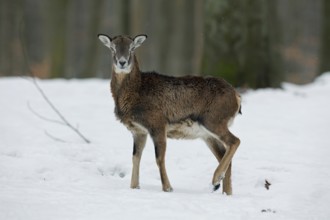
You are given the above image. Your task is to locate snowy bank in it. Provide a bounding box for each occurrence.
[1,74,330,219]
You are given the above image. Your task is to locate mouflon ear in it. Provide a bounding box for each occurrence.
[98,34,112,49]
[131,34,147,50]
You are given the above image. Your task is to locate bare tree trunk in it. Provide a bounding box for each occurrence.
[22,0,48,78]
[81,0,105,78]
[203,0,245,85]
[192,0,204,75]
[203,0,282,88]
[120,0,131,35]
[277,0,322,83]
[48,0,69,78]
[319,0,330,74]
[130,0,160,71]
[181,0,195,75]
[242,0,276,88]
[0,0,24,76]
[265,0,283,87]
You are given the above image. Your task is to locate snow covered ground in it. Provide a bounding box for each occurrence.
[1,74,330,220]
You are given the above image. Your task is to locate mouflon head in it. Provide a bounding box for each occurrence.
[98,34,147,74]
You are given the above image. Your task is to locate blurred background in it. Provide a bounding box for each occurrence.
[1,0,329,88]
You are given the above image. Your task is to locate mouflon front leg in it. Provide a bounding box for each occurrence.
[131,133,147,189]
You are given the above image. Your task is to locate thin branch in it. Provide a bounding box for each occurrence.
[27,102,65,125]
[19,18,91,144]
[45,130,68,143]
[30,77,91,144]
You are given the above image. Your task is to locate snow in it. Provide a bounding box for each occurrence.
[1,73,330,220]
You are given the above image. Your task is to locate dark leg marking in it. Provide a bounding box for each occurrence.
[213,183,221,192]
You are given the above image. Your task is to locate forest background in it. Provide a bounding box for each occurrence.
[1,0,330,88]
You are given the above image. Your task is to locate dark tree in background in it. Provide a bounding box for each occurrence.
[128,0,204,76]
[203,0,282,88]
[203,0,244,86]
[277,0,322,83]
[0,0,25,76]
[319,0,330,75]
[48,0,69,78]
[241,0,282,88]
[0,0,328,88]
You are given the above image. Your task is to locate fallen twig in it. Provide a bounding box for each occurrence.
[45,130,68,143]
[29,77,91,144]
[19,19,91,144]
[265,179,271,190]
[27,101,65,125]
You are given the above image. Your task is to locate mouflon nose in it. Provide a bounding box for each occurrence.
[119,61,126,67]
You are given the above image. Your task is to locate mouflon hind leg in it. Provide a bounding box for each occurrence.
[222,162,232,195]
[151,128,173,192]
[204,137,233,195]
[211,129,239,191]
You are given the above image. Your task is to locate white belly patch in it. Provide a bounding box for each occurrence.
[166,119,218,140]
[130,119,218,140]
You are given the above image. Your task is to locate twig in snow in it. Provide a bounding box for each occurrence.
[19,19,90,144]
[45,130,68,143]
[27,101,65,125]
[265,179,271,190]
[261,209,276,213]
[28,77,91,144]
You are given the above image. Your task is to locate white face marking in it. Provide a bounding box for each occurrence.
[113,62,132,74]
[113,56,132,74]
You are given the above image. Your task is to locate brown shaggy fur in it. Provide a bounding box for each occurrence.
[99,35,241,194]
